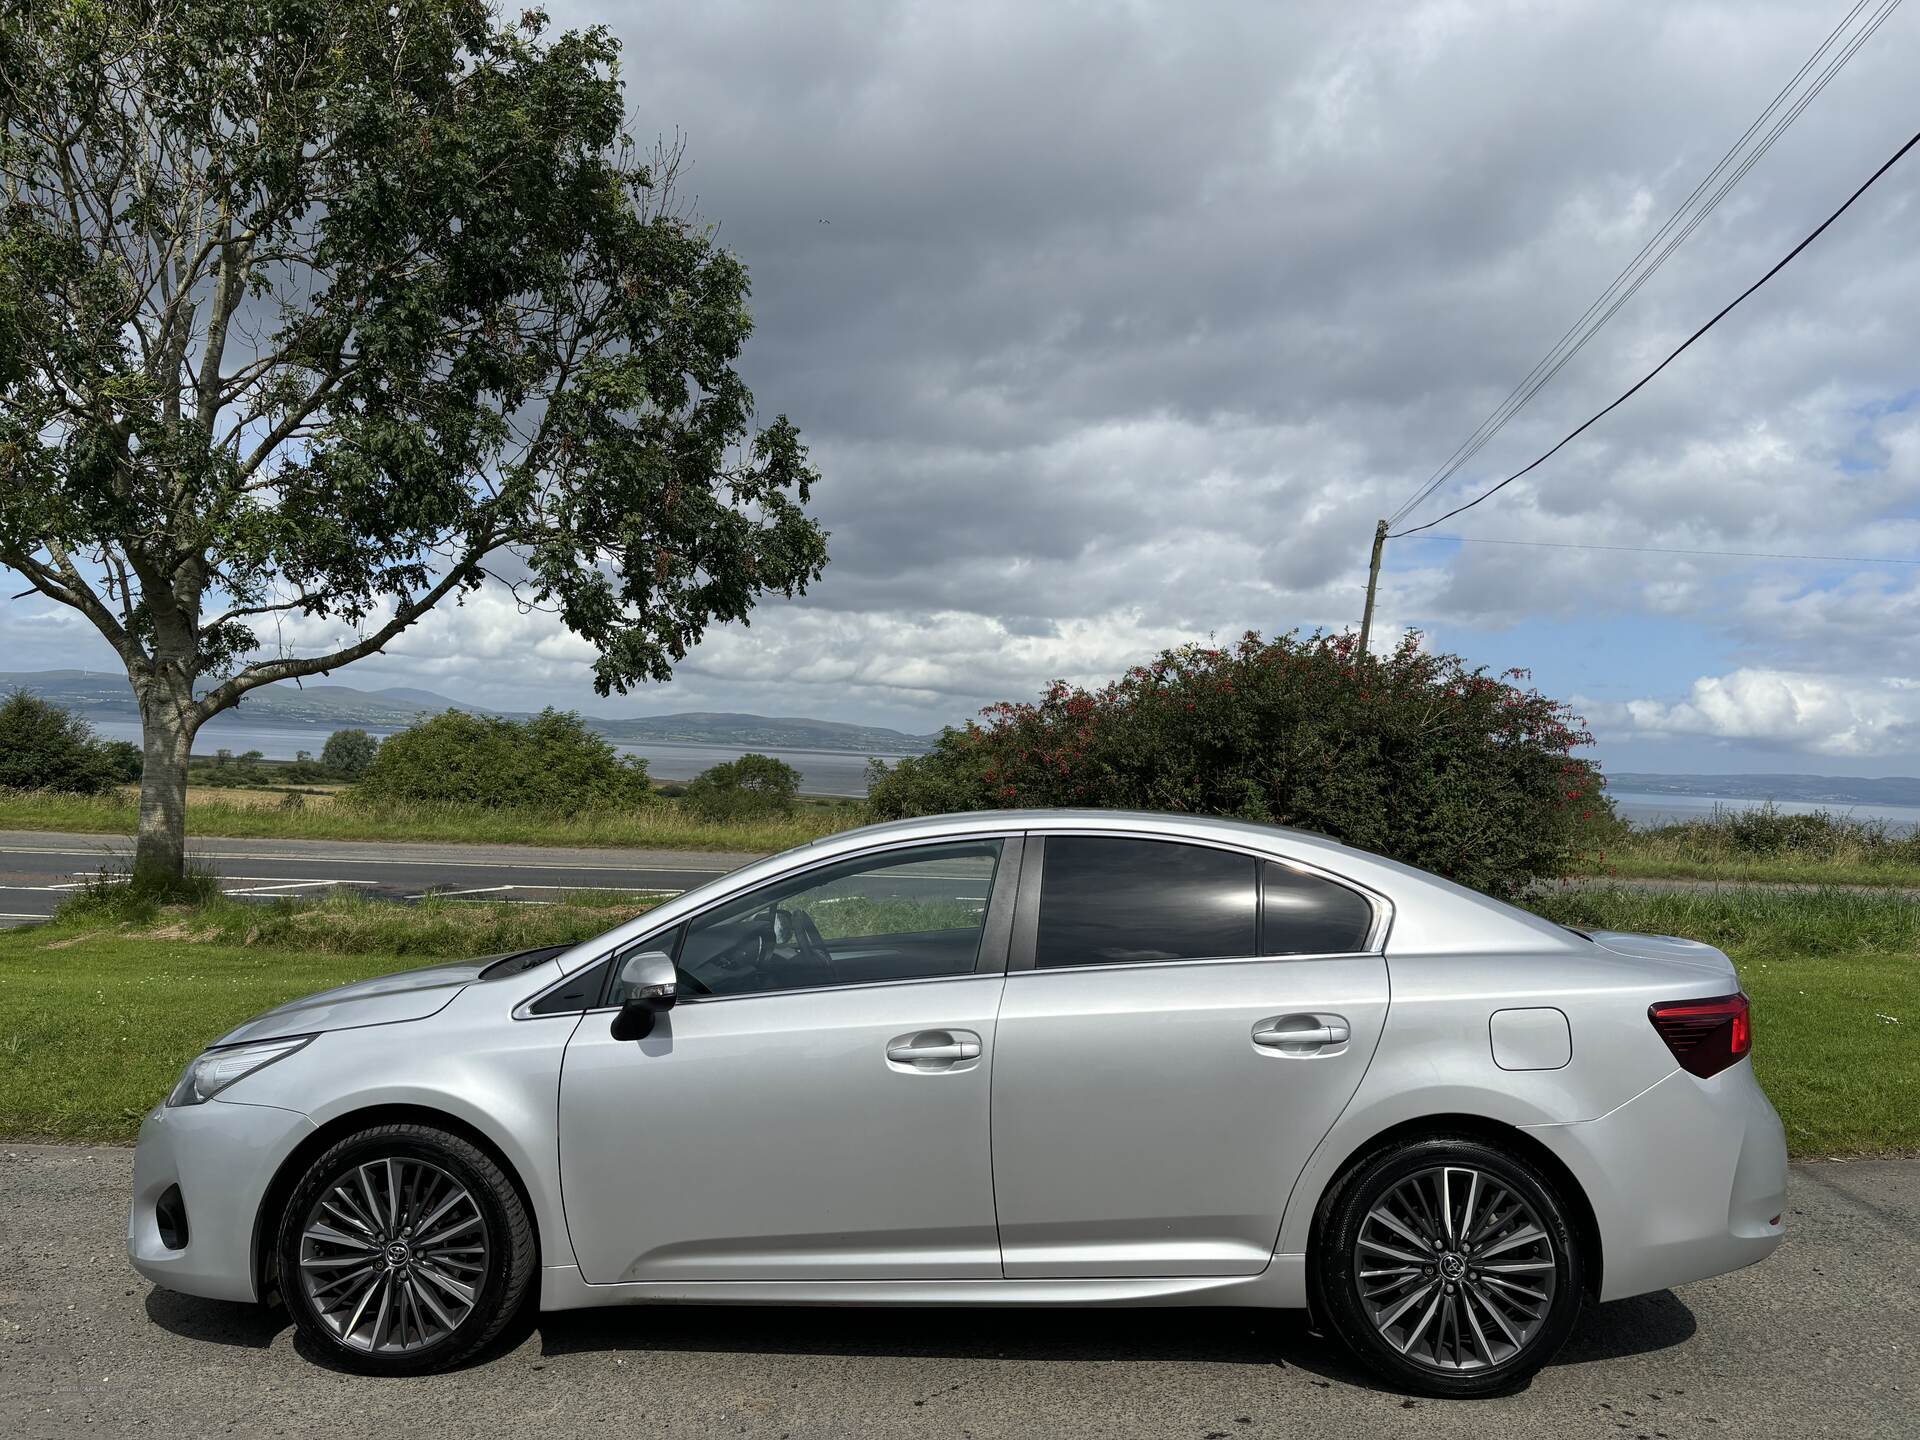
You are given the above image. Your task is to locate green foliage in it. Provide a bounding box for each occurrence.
[682,751,802,822]
[321,728,380,779]
[0,0,828,880]
[1595,804,1920,885]
[867,630,1607,898]
[97,740,144,783]
[0,690,135,794]
[352,708,652,811]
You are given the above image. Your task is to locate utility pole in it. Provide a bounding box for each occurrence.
[1357,518,1388,658]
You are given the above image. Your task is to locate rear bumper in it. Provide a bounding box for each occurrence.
[128,1098,314,1303]
[1527,1063,1787,1302]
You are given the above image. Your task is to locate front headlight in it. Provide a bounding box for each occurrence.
[167,1035,313,1107]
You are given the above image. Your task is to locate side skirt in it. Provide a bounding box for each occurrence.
[538,1256,1307,1312]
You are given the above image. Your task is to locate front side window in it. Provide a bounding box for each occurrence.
[1035,837,1256,968]
[676,840,1005,997]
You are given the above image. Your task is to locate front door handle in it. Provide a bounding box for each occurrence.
[886,1029,983,1067]
[1253,1017,1351,1050]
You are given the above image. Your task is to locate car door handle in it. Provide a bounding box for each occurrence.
[887,1039,982,1062]
[1253,1021,1351,1049]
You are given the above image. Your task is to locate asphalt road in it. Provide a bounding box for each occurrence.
[0,830,759,927]
[0,1147,1910,1439]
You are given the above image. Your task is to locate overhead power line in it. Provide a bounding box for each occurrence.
[1385,0,1903,531]
[1426,535,1920,565]
[1390,122,1920,540]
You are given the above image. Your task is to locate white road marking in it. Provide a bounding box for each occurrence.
[222,880,341,896]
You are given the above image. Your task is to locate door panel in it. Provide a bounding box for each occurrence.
[992,956,1386,1277]
[560,973,1006,1283]
[990,833,1388,1279]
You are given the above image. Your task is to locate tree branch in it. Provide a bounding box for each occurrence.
[193,553,488,720]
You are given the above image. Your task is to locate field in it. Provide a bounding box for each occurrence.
[0,785,860,854]
[1592,804,1920,887]
[1,884,1911,1154]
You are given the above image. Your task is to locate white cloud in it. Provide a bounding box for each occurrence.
[1585,668,1920,757]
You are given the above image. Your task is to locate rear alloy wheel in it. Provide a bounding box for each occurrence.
[277,1124,534,1374]
[1315,1137,1584,1398]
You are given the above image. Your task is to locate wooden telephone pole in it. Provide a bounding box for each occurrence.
[1357,518,1389,657]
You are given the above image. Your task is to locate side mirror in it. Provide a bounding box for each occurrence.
[609,951,678,1042]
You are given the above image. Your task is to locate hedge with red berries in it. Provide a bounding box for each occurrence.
[865,630,1611,898]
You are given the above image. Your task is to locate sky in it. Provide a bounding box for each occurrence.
[5,0,1919,775]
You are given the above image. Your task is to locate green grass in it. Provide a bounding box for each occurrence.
[1584,804,1920,888]
[0,890,665,1141]
[1530,885,1918,1156]
[2,883,1912,1154]
[0,786,860,853]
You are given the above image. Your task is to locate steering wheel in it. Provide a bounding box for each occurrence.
[788,906,836,982]
[693,905,836,991]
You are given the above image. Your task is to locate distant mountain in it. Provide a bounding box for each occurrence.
[1607,772,1920,807]
[0,670,464,729]
[0,670,936,756]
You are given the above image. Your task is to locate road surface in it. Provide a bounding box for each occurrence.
[0,829,760,927]
[0,1146,1910,1437]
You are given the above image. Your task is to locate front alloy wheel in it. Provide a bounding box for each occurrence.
[1316,1137,1584,1397]
[277,1124,534,1373]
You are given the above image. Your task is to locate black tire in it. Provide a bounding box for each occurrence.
[276,1123,535,1375]
[1313,1135,1585,1398]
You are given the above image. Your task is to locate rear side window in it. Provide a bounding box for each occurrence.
[1036,837,1256,968]
[1260,862,1375,955]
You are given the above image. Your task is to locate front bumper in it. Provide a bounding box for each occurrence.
[1528,1062,1788,1302]
[128,1098,314,1303]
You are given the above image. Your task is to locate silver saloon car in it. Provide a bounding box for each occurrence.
[129,810,1787,1397]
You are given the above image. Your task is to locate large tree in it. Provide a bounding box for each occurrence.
[0,1,828,884]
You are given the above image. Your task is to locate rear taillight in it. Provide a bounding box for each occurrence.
[1650,993,1752,1078]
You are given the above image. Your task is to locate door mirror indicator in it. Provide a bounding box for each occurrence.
[610,951,678,1041]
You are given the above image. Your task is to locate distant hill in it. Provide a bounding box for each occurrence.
[0,670,463,730]
[1607,772,1920,807]
[0,670,936,756]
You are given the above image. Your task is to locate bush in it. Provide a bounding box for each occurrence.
[0,690,136,794]
[321,728,380,779]
[351,708,651,811]
[866,630,1607,899]
[682,752,803,822]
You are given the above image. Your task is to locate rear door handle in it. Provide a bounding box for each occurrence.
[888,1040,981,1062]
[1253,1018,1351,1050]
[886,1029,983,1066]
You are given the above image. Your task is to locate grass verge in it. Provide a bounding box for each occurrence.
[0,786,859,853]
[1582,804,1920,888]
[0,889,663,1141]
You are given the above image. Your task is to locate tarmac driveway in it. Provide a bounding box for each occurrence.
[0,1146,1911,1439]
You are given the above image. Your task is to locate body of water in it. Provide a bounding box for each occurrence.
[86,718,1920,826]
[1608,790,1920,835]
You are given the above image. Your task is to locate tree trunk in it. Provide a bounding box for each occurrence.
[132,680,199,890]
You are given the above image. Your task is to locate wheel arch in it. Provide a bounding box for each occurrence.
[251,1102,544,1303]
[1304,1113,1603,1302]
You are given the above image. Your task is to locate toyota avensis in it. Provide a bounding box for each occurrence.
[129,810,1786,1397]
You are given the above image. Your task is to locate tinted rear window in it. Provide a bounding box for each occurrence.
[1260,862,1375,955]
[1036,837,1256,968]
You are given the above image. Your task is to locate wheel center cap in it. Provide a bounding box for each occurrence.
[1439,1252,1466,1280]
[384,1240,411,1268]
